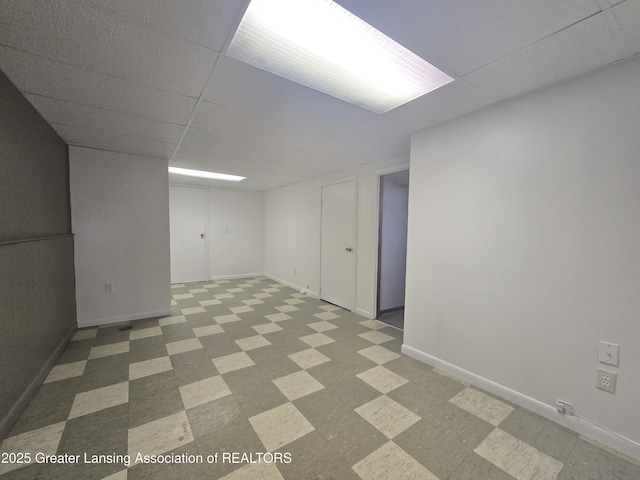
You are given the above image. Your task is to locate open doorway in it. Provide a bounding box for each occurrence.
[376,170,409,329]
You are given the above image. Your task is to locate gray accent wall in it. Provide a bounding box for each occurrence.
[0,69,76,440]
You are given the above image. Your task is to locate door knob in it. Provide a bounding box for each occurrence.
[345,247,352,252]
[201,233,205,239]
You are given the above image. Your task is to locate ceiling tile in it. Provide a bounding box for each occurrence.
[203,56,377,136]
[463,13,624,101]
[0,0,217,97]
[336,0,602,76]
[613,0,640,55]
[26,94,184,144]
[90,0,244,51]
[285,151,368,171]
[52,123,176,159]
[385,80,494,133]
[265,162,336,178]
[190,101,331,150]
[0,47,197,124]
[179,127,300,163]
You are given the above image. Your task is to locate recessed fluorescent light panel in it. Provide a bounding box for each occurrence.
[227,0,453,114]
[168,167,246,182]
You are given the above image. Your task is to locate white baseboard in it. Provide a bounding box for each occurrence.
[78,309,173,328]
[401,344,640,462]
[263,273,319,298]
[355,308,373,319]
[209,273,264,281]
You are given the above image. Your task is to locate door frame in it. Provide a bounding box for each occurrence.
[169,183,209,283]
[373,165,410,318]
[319,176,358,312]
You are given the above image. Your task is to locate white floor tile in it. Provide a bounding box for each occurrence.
[130,326,163,341]
[0,422,66,475]
[69,382,128,419]
[129,356,172,381]
[44,360,87,383]
[166,338,203,356]
[475,429,563,480]
[181,306,206,315]
[235,335,271,351]
[273,370,324,401]
[357,366,408,394]
[252,323,283,335]
[128,411,193,458]
[193,324,224,337]
[353,441,438,480]
[288,349,330,370]
[357,345,399,365]
[249,403,314,452]
[359,331,394,345]
[214,314,242,325]
[159,316,187,326]
[179,375,231,409]
[356,396,420,439]
[307,321,338,333]
[89,341,130,360]
[313,311,340,321]
[449,387,514,426]
[265,313,291,323]
[220,462,285,480]
[299,333,335,348]
[212,351,255,374]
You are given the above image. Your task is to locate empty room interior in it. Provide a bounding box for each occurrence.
[1,1,640,479]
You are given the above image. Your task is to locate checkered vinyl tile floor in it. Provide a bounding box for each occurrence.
[1,277,639,480]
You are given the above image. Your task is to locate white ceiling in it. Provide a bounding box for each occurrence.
[1,0,638,190]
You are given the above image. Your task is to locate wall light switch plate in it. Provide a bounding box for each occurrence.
[598,341,619,366]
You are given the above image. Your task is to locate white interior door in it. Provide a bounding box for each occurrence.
[321,180,356,310]
[169,184,206,284]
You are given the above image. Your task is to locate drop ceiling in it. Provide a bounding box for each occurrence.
[1,0,638,191]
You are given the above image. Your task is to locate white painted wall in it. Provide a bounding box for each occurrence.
[379,175,409,311]
[70,147,171,327]
[208,187,264,279]
[264,156,409,318]
[404,57,640,460]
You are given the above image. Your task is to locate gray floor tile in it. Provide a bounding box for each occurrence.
[275,431,360,480]
[195,419,265,479]
[128,386,184,428]
[78,353,130,393]
[394,419,472,479]
[129,335,172,363]
[445,452,517,480]
[292,388,351,429]
[56,338,94,364]
[499,407,578,463]
[565,438,640,480]
[317,411,388,465]
[422,402,495,450]
[57,403,128,457]
[186,395,244,440]
[127,443,205,480]
[129,370,179,403]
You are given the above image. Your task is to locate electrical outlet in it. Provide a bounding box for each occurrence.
[596,368,617,393]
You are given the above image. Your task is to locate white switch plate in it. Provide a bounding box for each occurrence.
[598,341,619,366]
